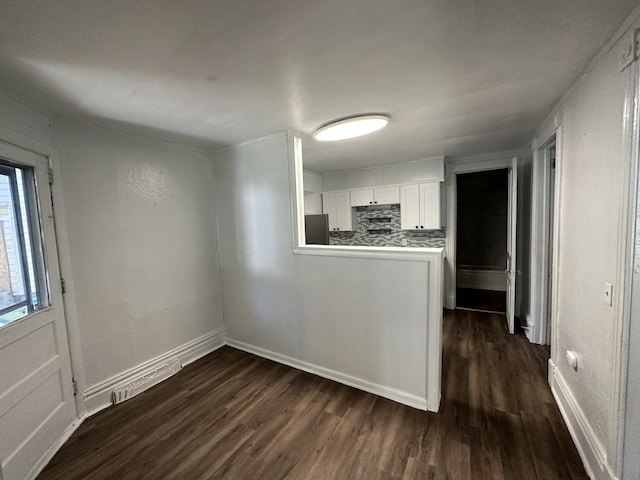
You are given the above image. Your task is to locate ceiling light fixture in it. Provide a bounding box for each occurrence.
[313,114,390,141]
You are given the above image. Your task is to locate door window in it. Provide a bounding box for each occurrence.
[0,161,48,327]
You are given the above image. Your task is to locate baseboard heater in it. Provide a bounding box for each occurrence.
[112,359,182,404]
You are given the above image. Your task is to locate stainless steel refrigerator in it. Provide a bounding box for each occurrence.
[304,214,330,245]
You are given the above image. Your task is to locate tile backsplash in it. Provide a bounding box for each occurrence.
[329,204,446,248]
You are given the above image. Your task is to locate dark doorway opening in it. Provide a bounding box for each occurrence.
[456,169,509,313]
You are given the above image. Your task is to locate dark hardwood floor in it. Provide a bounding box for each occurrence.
[38,310,586,479]
[456,288,507,313]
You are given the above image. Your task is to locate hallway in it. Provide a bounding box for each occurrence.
[440,309,585,478]
[38,310,586,479]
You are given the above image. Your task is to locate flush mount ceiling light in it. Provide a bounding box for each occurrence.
[313,114,390,141]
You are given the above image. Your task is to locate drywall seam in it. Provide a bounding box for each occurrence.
[226,338,429,411]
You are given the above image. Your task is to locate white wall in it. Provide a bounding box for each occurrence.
[303,170,322,214]
[553,38,623,445]
[535,14,639,478]
[321,156,444,191]
[52,118,224,407]
[623,248,640,479]
[0,91,53,147]
[214,133,442,409]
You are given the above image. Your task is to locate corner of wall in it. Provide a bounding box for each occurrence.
[83,327,226,416]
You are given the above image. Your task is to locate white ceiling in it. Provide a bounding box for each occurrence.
[0,0,636,172]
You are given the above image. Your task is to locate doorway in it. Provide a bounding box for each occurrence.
[544,142,556,348]
[455,169,509,314]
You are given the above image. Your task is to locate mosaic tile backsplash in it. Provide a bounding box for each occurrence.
[329,204,446,248]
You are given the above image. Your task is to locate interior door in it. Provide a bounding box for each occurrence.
[0,141,76,480]
[506,158,518,334]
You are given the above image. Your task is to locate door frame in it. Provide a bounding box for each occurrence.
[529,127,561,347]
[0,125,86,420]
[444,151,524,313]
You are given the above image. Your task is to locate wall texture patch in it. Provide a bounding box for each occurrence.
[329,204,445,248]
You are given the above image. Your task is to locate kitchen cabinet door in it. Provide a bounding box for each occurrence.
[322,192,338,230]
[400,182,441,230]
[400,184,420,229]
[334,191,353,231]
[420,182,441,229]
[374,185,400,205]
[350,188,374,207]
[323,191,353,231]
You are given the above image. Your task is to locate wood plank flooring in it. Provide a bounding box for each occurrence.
[38,310,586,479]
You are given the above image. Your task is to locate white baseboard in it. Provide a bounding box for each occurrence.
[445,294,456,310]
[456,268,507,291]
[25,415,85,480]
[84,327,226,415]
[549,361,616,480]
[226,337,428,411]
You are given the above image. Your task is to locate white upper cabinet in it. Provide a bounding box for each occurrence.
[350,186,400,207]
[323,191,336,227]
[400,184,421,229]
[419,182,440,229]
[374,185,400,205]
[400,182,441,230]
[350,188,374,207]
[323,191,354,231]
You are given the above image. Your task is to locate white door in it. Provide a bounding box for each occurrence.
[506,158,518,334]
[0,141,76,480]
[400,184,420,230]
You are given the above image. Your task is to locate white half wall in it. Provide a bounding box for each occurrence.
[52,118,225,404]
[214,133,443,410]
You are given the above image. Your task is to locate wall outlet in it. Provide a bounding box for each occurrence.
[604,282,613,306]
[401,238,408,246]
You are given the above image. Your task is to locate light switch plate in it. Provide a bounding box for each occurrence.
[604,282,613,306]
